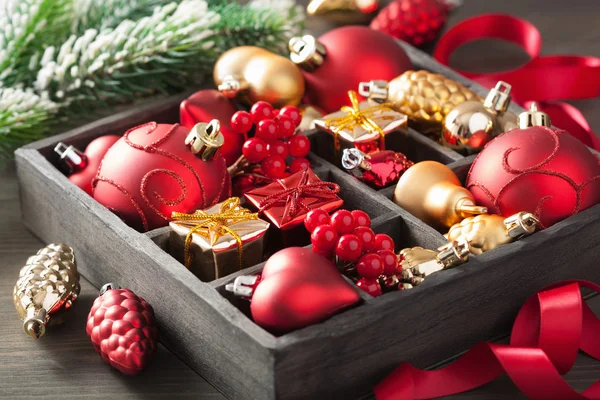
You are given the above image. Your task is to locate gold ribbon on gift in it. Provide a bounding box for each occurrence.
[171,197,259,270]
[324,91,395,150]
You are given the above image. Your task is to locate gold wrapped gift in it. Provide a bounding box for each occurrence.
[169,197,270,282]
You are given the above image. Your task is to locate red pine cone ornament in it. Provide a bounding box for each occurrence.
[86,284,158,375]
[370,0,453,47]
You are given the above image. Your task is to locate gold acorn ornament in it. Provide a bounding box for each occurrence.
[213,46,305,108]
[446,212,540,255]
[13,244,80,339]
[307,0,379,23]
[393,161,487,229]
[359,70,480,136]
[442,81,519,153]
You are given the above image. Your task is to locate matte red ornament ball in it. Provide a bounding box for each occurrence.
[68,135,120,196]
[93,123,231,232]
[466,126,600,228]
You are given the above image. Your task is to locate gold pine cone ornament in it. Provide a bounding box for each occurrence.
[13,244,80,339]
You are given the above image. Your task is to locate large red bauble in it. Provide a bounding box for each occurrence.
[301,26,412,113]
[180,89,243,166]
[86,287,158,375]
[69,135,120,195]
[93,122,231,232]
[250,247,361,334]
[467,126,600,228]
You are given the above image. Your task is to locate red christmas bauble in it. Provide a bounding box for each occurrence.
[180,89,243,166]
[86,287,158,375]
[93,122,231,232]
[370,0,451,47]
[250,247,361,334]
[467,126,600,228]
[292,26,412,113]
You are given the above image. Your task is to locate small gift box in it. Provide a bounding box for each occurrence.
[314,91,408,164]
[244,169,343,246]
[169,197,269,282]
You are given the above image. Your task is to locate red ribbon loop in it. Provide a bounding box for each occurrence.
[433,14,600,150]
[374,280,600,400]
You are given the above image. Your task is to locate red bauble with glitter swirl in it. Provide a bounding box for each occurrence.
[466,126,600,228]
[93,122,231,232]
[86,284,158,375]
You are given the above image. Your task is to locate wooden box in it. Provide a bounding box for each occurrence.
[15,42,600,400]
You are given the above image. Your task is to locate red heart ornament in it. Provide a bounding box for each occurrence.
[249,247,361,334]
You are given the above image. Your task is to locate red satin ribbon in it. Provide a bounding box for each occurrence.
[433,14,600,151]
[375,280,600,399]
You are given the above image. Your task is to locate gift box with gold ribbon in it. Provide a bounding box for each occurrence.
[169,197,269,282]
[314,91,408,163]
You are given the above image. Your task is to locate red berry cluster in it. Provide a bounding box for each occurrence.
[231,102,311,179]
[304,208,400,297]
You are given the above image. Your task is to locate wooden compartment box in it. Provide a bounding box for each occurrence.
[15,42,600,400]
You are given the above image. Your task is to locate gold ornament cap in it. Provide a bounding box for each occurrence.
[483,81,512,114]
[185,120,224,161]
[436,237,470,269]
[358,80,389,102]
[218,75,249,98]
[504,212,540,239]
[289,35,327,72]
[518,102,551,128]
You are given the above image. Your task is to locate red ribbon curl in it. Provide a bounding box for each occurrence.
[375,280,600,400]
[433,14,600,151]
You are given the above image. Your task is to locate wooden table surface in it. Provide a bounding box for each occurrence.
[2,0,600,398]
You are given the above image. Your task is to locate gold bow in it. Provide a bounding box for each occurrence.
[325,91,394,150]
[171,197,259,270]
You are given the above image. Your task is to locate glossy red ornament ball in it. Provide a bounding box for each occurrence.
[356,253,384,279]
[353,226,377,253]
[256,119,279,141]
[275,115,296,138]
[466,126,600,228]
[295,26,413,113]
[251,101,275,123]
[289,157,311,173]
[351,210,371,227]
[267,141,289,159]
[86,286,158,375]
[249,247,361,334]
[243,137,269,163]
[336,234,363,261]
[93,122,231,232]
[375,233,395,251]
[356,277,382,297]
[331,210,356,234]
[370,0,452,48]
[261,155,287,179]
[311,224,339,255]
[378,250,399,276]
[280,106,302,127]
[231,111,254,135]
[180,89,242,166]
[288,134,311,157]
[305,209,331,233]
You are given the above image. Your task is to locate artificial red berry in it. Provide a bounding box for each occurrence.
[351,210,371,228]
[335,234,363,262]
[255,119,279,141]
[356,253,384,279]
[261,155,286,178]
[353,226,377,253]
[330,210,355,235]
[289,157,311,173]
[251,101,274,123]
[280,105,302,127]
[242,137,269,163]
[288,134,311,157]
[304,208,331,233]
[267,140,288,159]
[378,250,399,276]
[375,234,395,251]
[230,111,253,134]
[272,108,280,117]
[356,278,382,297]
[275,115,296,138]
[311,225,339,254]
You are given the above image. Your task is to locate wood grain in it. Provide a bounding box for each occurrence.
[2,0,600,399]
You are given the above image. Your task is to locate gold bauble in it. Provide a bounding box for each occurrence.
[393,161,487,229]
[442,81,518,153]
[213,46,305,108]
[359,70,480,135]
